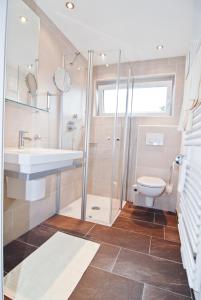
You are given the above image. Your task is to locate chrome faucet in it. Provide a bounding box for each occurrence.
[34,134,42,141]
[18,130,32,148]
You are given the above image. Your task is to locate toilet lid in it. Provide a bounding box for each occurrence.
[137,176,166,188]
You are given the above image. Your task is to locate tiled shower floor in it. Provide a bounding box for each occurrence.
[4,202,192,300]
[59,194,124,226]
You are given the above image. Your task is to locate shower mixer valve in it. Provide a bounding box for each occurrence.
[67,120,77,131]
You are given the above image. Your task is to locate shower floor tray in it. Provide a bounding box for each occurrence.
[59,194,125,226]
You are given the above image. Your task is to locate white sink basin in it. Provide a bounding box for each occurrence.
[4,147,83,175]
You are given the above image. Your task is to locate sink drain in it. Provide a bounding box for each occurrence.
[91,206,101,210]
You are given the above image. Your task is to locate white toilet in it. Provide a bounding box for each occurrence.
[137,176,166,207]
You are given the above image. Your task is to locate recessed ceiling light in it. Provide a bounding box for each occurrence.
[20,16,28,23]
[100,53,106,59]
[28,65,32,70]
[77,67,81,71]
[106,64,109,68]
[156,45,164,51]
[66,1,75,10]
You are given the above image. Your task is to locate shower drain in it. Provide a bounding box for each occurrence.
[91,206,101,210]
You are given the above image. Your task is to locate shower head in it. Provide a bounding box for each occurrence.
[69,51,80,66]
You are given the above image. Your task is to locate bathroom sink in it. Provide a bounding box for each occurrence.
[4,148,83,175]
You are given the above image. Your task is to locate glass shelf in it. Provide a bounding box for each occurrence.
[5,98,50,113]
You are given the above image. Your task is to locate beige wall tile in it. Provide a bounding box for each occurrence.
[90,57,185,212]
[4,210,14,245]
[12,204,30,241]
[29,191,57,229]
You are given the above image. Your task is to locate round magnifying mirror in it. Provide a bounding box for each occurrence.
[53,68,71,92]
[25,72,38,97]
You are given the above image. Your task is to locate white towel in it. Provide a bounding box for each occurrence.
[185,110,194,131]
[189,45,201,102]
[179,43,201,131]
[178,67,192,131]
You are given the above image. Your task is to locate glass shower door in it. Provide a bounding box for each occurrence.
[58,50,88,220]
[110,69,133,223]
[59,49,132,226]
[84,50,124,225]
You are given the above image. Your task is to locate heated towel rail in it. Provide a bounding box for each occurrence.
[178,104,201,299]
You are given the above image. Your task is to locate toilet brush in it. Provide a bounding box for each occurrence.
[166,161,177,194]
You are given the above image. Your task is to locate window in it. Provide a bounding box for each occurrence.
[97,75,175,116]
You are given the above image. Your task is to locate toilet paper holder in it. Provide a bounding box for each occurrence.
[175,154,185,166]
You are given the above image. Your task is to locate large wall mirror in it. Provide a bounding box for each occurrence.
[5,0,48,111]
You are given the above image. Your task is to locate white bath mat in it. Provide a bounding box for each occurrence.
[4,232,100,300]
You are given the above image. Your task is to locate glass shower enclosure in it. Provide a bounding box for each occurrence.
[59,49,131,226]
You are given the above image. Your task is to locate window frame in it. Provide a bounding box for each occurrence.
[96,75,175,117]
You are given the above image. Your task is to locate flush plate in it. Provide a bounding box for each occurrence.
[146,133,164,146]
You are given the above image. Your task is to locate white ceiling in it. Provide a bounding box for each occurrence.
[35,0,194,64]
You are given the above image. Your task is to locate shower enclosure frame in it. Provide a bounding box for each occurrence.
[58,49,133,225]
[0,0,8,298]
[109,50,122,224]
[81,50,94,221]
[120,69,133,208]
[81,50,132,224]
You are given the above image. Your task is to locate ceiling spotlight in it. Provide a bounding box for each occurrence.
[66,1,75,10]
[77,67,81,71]
[20,16,28,23]
[106,64,109,68]
[28,65,32,70]
[156,45,164,51]
[100,53,106,59]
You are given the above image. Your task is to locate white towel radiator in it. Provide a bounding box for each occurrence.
[178,104,201,300]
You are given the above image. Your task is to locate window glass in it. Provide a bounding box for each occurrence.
[97,76,174,116]
[103,89,127,114]
[132,86,168,113]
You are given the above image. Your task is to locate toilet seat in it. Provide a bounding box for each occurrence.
[137,176,166,188]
